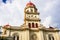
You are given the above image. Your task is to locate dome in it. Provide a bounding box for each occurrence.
[26,1,35,6]
[3,24,11,28]
[5,24,10,26]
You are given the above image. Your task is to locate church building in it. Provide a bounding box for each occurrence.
[0,1,60,40]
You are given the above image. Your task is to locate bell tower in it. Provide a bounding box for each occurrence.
[24,1,41,28]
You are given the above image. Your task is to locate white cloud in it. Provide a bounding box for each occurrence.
[0,0,60,28]
[42,16,59,28]
[0,0,24,26]
[42,16,52,28]
[51,23,59,27]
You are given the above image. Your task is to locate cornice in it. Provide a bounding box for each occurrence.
[2,27,60,32]
[25,12,40,15]
[24,18,41,21]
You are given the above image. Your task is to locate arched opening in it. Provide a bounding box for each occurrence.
[13,35,19,40]
[13,33,19,40]
[28,23,31,28]
[52,36,54,40]
[13,35,15,40]
[17,36,19,40]
[27,10,29,12]
[31,8,33,12]
[32,23,34,28]
[36,23,38,28]
[48,34,54,40]
[26,9,29,13]
[49,35,51,40]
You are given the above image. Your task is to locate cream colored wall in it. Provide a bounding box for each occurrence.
[1,28,29,40]
[39,31,44,40]
[44,32,60,40]
[1,28,6,35]
[54,32,60,40]
[9,30,29,40]
[30,30,44,40]
[2,28,44,40]
[5,30,10,36]
[1,28,60,40]
[0,28,10,37]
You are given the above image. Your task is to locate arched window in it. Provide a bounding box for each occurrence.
[28,23,31,28]
[13,35,15,40]
[26,9,29,12]
[32,23,34,28]
[27,10,29,12]
[31,8,33,12]
[13,33,19,40]
[49,35,51,40]
[13,35,19,40]
[48,34,54,40]
[17,36,19,40]
[52,36,54,40]
[36,23,38,28]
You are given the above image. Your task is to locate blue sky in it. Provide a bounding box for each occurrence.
[0,0,60,28]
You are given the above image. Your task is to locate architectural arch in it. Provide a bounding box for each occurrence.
[48,34,54,40]
[32,23,34,28]
[28,23,31,28]
[13,33,19,40]
[36,23,38,28]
